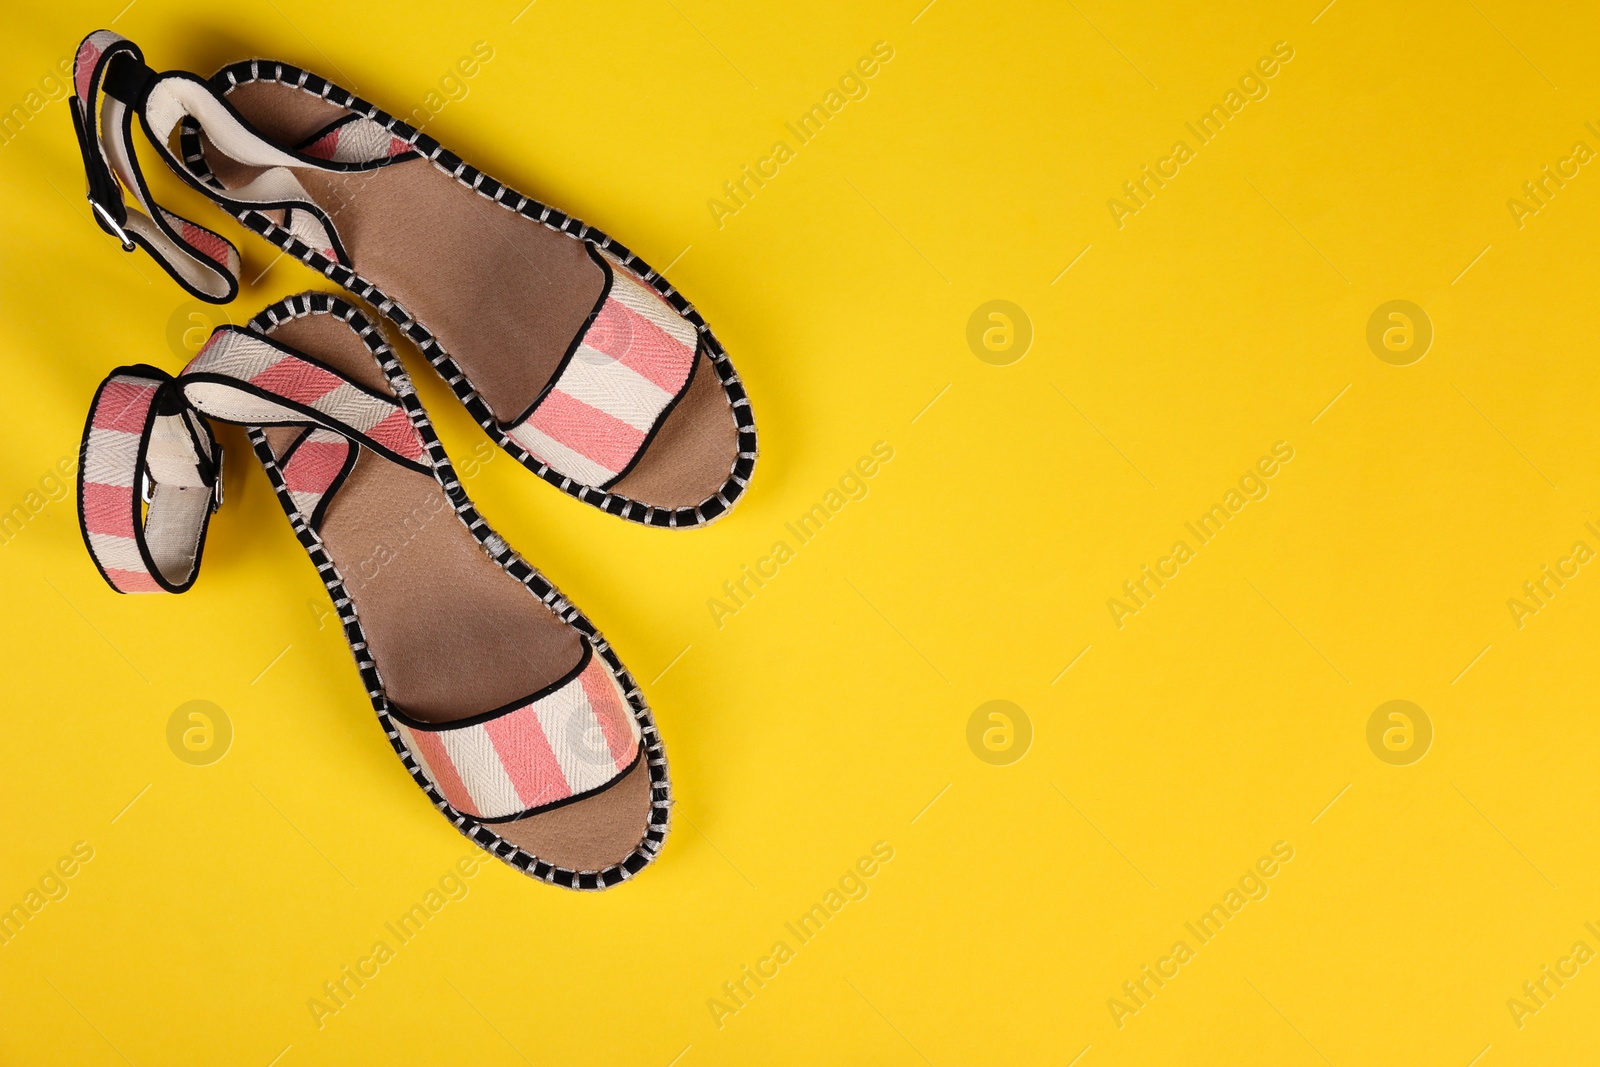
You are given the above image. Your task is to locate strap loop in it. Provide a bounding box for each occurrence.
[72,31,242,301]
[76,324,427,595]
[102,53,156,108]
[78,367,220,594]
[71,30,421,302]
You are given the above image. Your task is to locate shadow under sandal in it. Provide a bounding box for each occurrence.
[76,292,670,890]
[70,30,756,528]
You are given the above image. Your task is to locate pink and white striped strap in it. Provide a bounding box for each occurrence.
[184,328,427,467]
[77,329,426,594]
[299,115,415,164]
[78,368,222,594]
[392,643,642,819]
[71,30,416,301]
[73,31,243,300]
[281,429,356,530]
[503,265,699,488]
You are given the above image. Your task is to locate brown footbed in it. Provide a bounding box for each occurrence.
[258,311,652,873]
[203,82,738,510]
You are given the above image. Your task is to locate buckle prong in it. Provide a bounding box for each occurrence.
[89,198,137,252]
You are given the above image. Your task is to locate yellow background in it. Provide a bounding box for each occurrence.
[4,0,1600,1063]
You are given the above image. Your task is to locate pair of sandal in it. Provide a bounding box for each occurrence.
[71,31,757,890]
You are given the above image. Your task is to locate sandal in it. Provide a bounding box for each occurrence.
[70,30,756,528]
[76,291,670,889]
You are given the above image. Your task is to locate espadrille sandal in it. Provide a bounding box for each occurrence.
[76,291,670,889]
[70,30,756,529]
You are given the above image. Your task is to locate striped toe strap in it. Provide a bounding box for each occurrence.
[500,248,701,489]
[78,326,427,594]
[74,28,704,495]
[392,642,643,820]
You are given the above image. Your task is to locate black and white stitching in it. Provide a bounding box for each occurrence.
[177,60,759,529]
[242,292,671,891]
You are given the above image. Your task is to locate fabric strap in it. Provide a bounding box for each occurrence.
[503,265,699,487]
[74,322,642,815]
[73,30,240,299]
[71,29,413,302]
[79,368,221,593]
[392,643,642,821]
[72,29,700,489]
[77,326,426,595]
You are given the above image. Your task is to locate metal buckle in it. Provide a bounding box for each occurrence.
[209,450,225,512]
[139,455,224,512]
[89,197,137,252]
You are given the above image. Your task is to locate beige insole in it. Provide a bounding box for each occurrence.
[258,311,651,871]
[203,83,739,508]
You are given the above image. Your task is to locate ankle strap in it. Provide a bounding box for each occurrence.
[73,31,243,301]
[78,366,222,593]
[71,30,403,303]
[77,322,428,594]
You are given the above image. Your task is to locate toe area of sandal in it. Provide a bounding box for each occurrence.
[606,347,749,517]
[491,755,661,876]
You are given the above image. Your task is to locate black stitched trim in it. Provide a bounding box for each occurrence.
[387,641,591,731]
[276,426,359,533]
[190,58,759,529]
[178,356,430,474]
[472,746,645,824]
[238,291,672,891]
[598,337,706,491]
[129,382,209,594]
[497,243,615,429]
